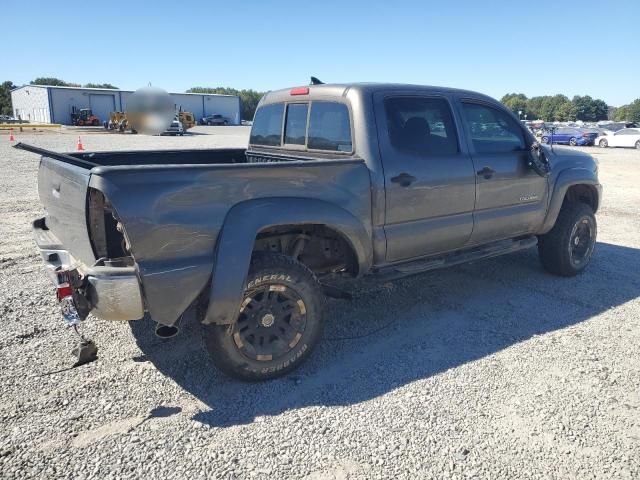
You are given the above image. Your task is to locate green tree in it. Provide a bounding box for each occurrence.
[613,99,640,122]
[526,96,545,120]
[187,87,265,120]
[556,101,577,122]
[83,83,118,89]
[501,93,528,118]
[0,80,15,116]
[571,95,609,121]
[30,77,80,87]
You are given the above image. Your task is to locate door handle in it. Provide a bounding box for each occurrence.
[477,166,495,179]
[391,173,417,187]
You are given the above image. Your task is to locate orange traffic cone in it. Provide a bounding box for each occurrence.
[8,128,15,142]
[76,136,85,151]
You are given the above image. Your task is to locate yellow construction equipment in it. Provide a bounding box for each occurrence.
[106,111,195,133]
[178,111,196,130]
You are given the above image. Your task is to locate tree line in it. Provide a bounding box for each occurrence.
[1,77,638,123]
[610,99,640,122]
[186,87,265,120]
[500,93,611,122]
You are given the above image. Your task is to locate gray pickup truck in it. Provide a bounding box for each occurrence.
[21,82,602,381]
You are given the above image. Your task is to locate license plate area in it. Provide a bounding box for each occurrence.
[55,269,91,325]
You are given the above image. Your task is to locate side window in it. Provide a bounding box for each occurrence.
[384,97,459,155]
[250,103,284,146]
[462,103,525,153]
[308,102,352,152]
[284,103,308,145]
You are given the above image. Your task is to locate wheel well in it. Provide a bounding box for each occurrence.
[252,224,358,277]
[564,184,598,212]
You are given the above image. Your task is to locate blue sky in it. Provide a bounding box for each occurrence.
[5,0,639,105]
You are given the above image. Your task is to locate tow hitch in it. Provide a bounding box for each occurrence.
[55,269,98,366]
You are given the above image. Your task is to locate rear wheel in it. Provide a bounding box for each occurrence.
[538,203,596,277]
[599,139,608,148]
[541,136,549,144]
[569,137,577,146]
[202,253,325,381]
[635,140,640,149]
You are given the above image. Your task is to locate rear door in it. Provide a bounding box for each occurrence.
[614,129,639,147]
[458,100,549,245]
[374,92,476,262]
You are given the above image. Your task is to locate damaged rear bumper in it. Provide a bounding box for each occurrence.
[33,217,145,321]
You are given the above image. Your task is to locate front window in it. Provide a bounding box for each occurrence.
[462,103,525,153]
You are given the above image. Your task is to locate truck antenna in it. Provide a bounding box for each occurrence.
[310,76,324,85]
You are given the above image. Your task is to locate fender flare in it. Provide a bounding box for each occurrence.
[203,197,372,325]
[540,168,601,234]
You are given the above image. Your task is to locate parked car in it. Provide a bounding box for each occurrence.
[540,128,598,146]
[595,128,640,149]
[201,114,228,126]
[161,117,185,136]
[598,122,639,132]
[20,82,601,381]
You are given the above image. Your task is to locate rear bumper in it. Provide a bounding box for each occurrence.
[33,217,145,321]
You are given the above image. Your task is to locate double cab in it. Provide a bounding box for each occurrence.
[22,82,602,381]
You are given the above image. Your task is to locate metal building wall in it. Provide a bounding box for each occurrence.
[11,86,241,125]
[10,86,51,123]
[49,88,118,125]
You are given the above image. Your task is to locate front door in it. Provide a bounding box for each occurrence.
[375,93,477,263]
[458,100,549,245]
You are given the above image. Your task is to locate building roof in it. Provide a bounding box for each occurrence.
[11,84,238,98]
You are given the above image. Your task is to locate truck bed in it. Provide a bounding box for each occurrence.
[23,143,372,326]
[70,148,248,167]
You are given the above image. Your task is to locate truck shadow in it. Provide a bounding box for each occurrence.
[129,241,640,428]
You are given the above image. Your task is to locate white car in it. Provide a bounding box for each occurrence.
[595,128,640,149]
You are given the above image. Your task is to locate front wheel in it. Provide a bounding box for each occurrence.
[202,253,325,381]
[636,140,640,149]
[599,139,608,148]
[569,137,577,146]
[541,136,549,144]
[538,203,597,277]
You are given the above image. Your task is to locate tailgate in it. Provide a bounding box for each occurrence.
[37,156,96,265]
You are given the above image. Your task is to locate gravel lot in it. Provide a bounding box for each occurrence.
[1,127,639,479]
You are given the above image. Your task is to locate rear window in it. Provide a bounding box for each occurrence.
[251,101,352,152]
[284,103,308,145]
[250,103,284,146]
[308,102,352,152]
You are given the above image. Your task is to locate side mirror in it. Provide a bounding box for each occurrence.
[528,142,551,177]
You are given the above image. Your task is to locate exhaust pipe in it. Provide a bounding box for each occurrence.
[155,323,179,339]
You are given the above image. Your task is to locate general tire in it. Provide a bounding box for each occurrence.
[538,202,597,277]
[202,253,325,381]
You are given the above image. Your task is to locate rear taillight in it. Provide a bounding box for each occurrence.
[290,87,309,96]
[55,270,73,301]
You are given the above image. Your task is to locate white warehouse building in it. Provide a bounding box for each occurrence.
[10,85,242,125]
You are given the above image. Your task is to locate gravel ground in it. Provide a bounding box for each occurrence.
[1,127,639,479]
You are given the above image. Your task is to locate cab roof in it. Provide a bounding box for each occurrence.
[260,82,498,105]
